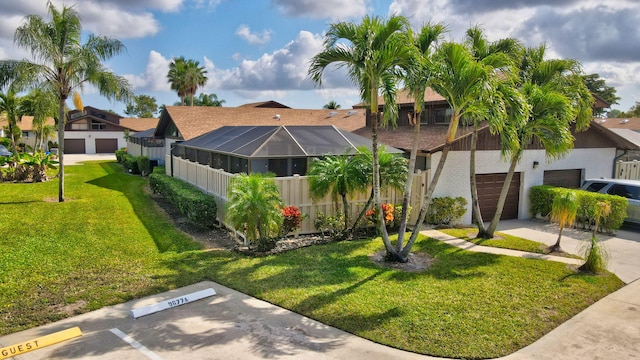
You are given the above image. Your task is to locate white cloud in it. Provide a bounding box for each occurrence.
[124,50,172,92]
[235,25,272,45]
[272,0,368,20]
[77,2,160,39]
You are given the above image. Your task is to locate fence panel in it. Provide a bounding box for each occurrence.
[165,156,429,234]
[615,160,640,180]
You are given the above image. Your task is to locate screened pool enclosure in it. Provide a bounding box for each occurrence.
[171,125,402,176]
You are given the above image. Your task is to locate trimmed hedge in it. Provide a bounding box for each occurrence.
[427,196,468,226]
[149,169,217,227]
[137,156,151,176]
[115,148,127,163]
[529,185,628,233]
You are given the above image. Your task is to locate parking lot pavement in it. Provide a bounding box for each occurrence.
[0,282,438,360]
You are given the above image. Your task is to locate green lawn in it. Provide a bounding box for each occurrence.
[0,161,624,359]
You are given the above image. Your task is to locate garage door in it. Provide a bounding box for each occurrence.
[543,169,582,189]
[95,138,118,153]
[476,172,521,221]
[64,139,86,154]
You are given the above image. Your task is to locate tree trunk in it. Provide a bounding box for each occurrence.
[351,189,374,231]
[469,123,487,236]
[484,154,519,238]
[8,121,17,155]
[342,193,350,231]
[550,226,564,252]
[396,111,420,252]
[57,97,66,202]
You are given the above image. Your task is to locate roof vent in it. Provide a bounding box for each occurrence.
[274,114,280,120]
[620,119,629,124]
[328,111,338,117]
[346,110,358,116]
[597,118,606,124]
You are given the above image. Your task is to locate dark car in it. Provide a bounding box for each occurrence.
[0,145,12,157]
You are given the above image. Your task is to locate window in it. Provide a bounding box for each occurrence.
[71,123,88,130]
[434,108,452,124]
[22,131,29,138]
[91,121,107,130]
[608,184,640,200]
[586,182,608,192]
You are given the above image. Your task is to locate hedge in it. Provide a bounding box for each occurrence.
[149,168,217,228]
[427,196,468,226]
[529,185,628,233]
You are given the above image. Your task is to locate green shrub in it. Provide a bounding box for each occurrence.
[122,154,140,174]
[427,197,468,226]
[314,211,347,240]
[529,185,628,233]
[115,148,127,163]
[0,137,10,147]
[149,171,217,227]
[137,156,152,176]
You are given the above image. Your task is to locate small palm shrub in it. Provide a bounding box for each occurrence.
[550,191,579,252]
[580,201,611,274]
[226,173,284,251]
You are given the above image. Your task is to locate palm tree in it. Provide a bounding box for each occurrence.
[463,26,526,238]
[350,145,408,230]
[168,57,207,106]
[309,15,412,261]
[0,90,21,155]
[0,2,132,202]
[308,153,369,231]
[19,88,57,151]
[226,173,284,247]
[404,42,512,257]
[483,45,594,238]
[323,100,341,109]
[549,191,579,253]
[395,22,446,253]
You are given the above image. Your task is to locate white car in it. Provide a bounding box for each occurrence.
[581,179,640,224]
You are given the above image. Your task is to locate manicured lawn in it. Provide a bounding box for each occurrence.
[439,227,582,258]
[0,161,624,359]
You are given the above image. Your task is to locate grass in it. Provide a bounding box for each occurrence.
[0,161,624,359]
[439,228,582,259]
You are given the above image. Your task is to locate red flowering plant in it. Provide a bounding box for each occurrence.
[365,203,395,225]
[281,205,305,235]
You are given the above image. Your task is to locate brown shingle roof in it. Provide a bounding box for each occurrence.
[352,123,480,153]
[237,100,291,108]
[0,116,55,131]
[162,106,366,140]
[594,117,640,131]
[119,118,159,132]
[353,88,447,108]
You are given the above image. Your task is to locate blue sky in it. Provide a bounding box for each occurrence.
[1,0,639,117]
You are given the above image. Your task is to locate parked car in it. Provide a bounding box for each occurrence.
[581,178,640,224]
[0,145,12,157]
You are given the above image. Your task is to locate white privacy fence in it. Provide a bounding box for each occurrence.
[615,160,640,181]
[166,154,429,234]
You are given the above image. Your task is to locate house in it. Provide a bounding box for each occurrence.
[171,125,402,176]
[352,89,621,224]
[65,106,158,154]
[154,104,367,160]
[0,116,56,151]
[591,117,640,162]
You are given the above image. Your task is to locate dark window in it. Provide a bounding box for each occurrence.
[91,121,106,130]
[586,182,608,192]
[608,184,640,200]
[268,158,288,177]
[185,147,197,162]
[434,108,452,124]
[230,157,248,174]
[291,158,307,175]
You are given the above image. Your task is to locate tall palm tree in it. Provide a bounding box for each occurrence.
[167,56,187,105]
[464,26,526,237]
[483,45,593,238]
[323,100,341,109]
[183,59,207,106]
[0,90,21,155]
[309,15,412,261]
[308,153,369,231]
[404,42,513,256]
[0,2,132,202]
[396,22,447,253]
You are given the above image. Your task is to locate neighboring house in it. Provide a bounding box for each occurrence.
[352,89,620,224]
[0,116,56,150]
[65,106,158,154]
[171,125,402,176]
[591,117,640,162]
[154,104,366,158]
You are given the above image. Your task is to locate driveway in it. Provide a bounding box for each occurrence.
[63,154,116,166]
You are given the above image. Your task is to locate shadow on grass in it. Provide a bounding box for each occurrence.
[86,162,201,253]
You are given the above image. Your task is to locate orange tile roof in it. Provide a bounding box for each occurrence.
[0,116,55,131]
[163,106,366,140]
[119,118,160,131]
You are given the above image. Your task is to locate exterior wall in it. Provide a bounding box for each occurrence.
[430,148,616,224]
[126,140,166,164]
[64,131,127,154]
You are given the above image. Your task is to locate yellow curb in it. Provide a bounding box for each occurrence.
[0,327,82,359]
